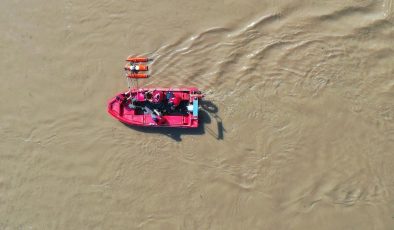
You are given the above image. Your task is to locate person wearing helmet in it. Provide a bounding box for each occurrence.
[145,90,153,102]
[152,91,164,104]
[168,95,181,111]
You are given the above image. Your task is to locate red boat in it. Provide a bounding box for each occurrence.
[108,87,203,128]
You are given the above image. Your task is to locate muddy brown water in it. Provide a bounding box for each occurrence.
[1,0,394,229]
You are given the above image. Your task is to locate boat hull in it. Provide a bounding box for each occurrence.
[107,87,203,128]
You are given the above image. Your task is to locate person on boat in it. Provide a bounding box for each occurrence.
[152,91,164,104]
[144,106,165,124]
[145,91,153,102]
[116,93,129,104]
[152,109,165,124]
[168,94,181,111]
[166,92,174,101]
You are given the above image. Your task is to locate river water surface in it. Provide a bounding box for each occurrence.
[1,0,394,229]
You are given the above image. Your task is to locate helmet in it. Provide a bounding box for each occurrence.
[136,92,145,101]
[169,96,181,107]
[152,91,164,104]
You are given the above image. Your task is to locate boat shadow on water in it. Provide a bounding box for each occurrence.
[123,100,225,141]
